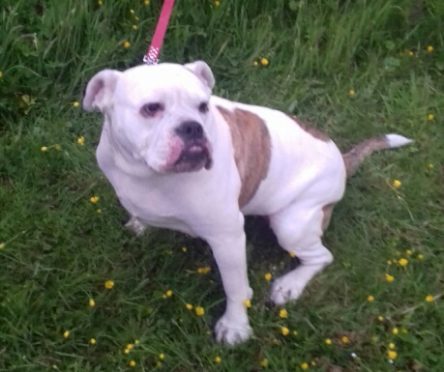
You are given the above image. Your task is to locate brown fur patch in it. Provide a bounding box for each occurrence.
[288,115,330,142]
[217,106,271,207]
[321,203,335,231]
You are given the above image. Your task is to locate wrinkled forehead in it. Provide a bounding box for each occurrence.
[115,64,209,105]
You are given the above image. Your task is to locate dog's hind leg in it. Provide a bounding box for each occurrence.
[269,204,334,305]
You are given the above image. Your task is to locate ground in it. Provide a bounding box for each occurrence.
[0,0,443,371]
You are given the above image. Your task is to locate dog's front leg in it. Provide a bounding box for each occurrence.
[207,229,253,345]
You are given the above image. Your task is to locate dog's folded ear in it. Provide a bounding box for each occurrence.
[184,61,215,90]
[83,69,122,112]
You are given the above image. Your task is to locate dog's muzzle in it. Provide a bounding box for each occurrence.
[172,121,212,172]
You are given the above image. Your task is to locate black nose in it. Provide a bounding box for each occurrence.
[175,121,204,141]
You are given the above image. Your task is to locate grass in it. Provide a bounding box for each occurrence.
[0,0,443,370]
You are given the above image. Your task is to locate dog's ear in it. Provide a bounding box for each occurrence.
[184,61,215,90]
[83,69,122,112]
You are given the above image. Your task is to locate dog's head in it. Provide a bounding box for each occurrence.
[83,61,215,173]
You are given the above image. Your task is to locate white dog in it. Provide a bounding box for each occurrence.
[83,61,411,345]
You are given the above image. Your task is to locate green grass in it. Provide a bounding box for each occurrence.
[1,0,443,370]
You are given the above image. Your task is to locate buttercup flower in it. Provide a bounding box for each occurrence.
[264,272,272,281]
[391,327,399,335]
[367,295,375,302]
[41,146,48,152]
[163,289,173,298]
[195,306,205,316]
[128,360,136,367]
[88,298,96,308]
[425,294,434,303]
[213,0,221,7]
[348,89,356,97]
[391,179,401,189]
[378,315,385,322]
[63,330,70,339]
[214,356,222,364]
[159,353,165,360]
[72,100,80,108]
[260,57,269,66]
[90,196,100,204]
[104,279,114,289]
[122,40,131,49]
[260,358,269,368]
[144,0,150,6]
[89,338,96,345]
[417,254,424,260]
[387,350,397,360]
[427,113,435,121]
[0,242,5,250]
[398,258,408,267]
[132,24,139,31]
[197,266,211,274]
[385,273,395,283]
[0,71,3,79]
[341,335,350,345]
[388,342,396,350]
[185,303,193,310]
[243,299,252,308]
[300,362,309,370]
[324,338,332,345]
[77,136,85,145]
[426,45,434,53]
[280,326,290,336]
[279,308,288,318]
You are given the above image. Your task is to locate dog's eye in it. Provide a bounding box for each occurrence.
[198,102,209,114]
[140,102,164,117]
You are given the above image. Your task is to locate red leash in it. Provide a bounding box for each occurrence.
[143,0,175,64]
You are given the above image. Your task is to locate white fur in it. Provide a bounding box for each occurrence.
[385,134,413,148]
[84,61,349,345]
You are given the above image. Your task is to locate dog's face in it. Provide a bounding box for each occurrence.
[83,61,215,173]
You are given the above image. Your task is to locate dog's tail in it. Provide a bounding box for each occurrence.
[343,134,412,178]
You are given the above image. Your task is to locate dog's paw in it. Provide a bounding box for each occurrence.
[215,315,252,345]
[124,217,146,236]
[270,276,304,305]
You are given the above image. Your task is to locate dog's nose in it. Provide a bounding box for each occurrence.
[175,121,204,141]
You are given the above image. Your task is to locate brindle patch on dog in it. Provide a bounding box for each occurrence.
[217,106,271,207]
[288,115,331,143]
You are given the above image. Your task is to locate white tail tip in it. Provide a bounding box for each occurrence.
[385,134,413,148]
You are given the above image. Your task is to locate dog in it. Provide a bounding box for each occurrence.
[83,61,411,345]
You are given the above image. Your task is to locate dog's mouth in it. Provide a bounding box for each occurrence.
[172,140,212,173]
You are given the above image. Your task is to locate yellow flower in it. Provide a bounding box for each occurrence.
[243,299,252,308]
[425,294,434,303]
[367,295,375,302]
[104,279,114,289]
[90,196,100,204]
[391,327,399,335]
[398,258,408,267]
[213,0,221,7]
[417,254,424,260]
[264,272,273,281]
[144,0,150,6]
[253,60,259,67]
[159,353,165,360]
[63,330,70,339]
[427,113,435,121]
[77,136,85,145]
[88,298,96,308]
[387,259,392,265]
[0,242,5,250]
[122,40,131,49]
[89,338,96,345]
[214,356,222,364]
[260,358,269,368]
[387,350,397,360]
[132,24,139,31]
[96,209,102,214]
[0,71,3,79]
[348,89,356,97]
[405,249,413,256]
[407,49,414,57]
[41,146,48,152]
[185,303,193,310]
[377,315,385,322]
[280,326,290,336]
[260,57,269,66]
[97,0,103,5]
[195,306,205,316]
[197,266,211,274]
[340,335,350,345]
[163,289,173,298]
[128,360,136,367]
[385,273,395,283]
[391,179,401,189]
[181,246,188,252]
[135,339,140,345]
[279,308,288,318]
[388,342,396,350]
[426,45,434,53]
[288,251,296,257]
[300,362,309,370]
[72,100,80,108]
[324,338,332,345]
